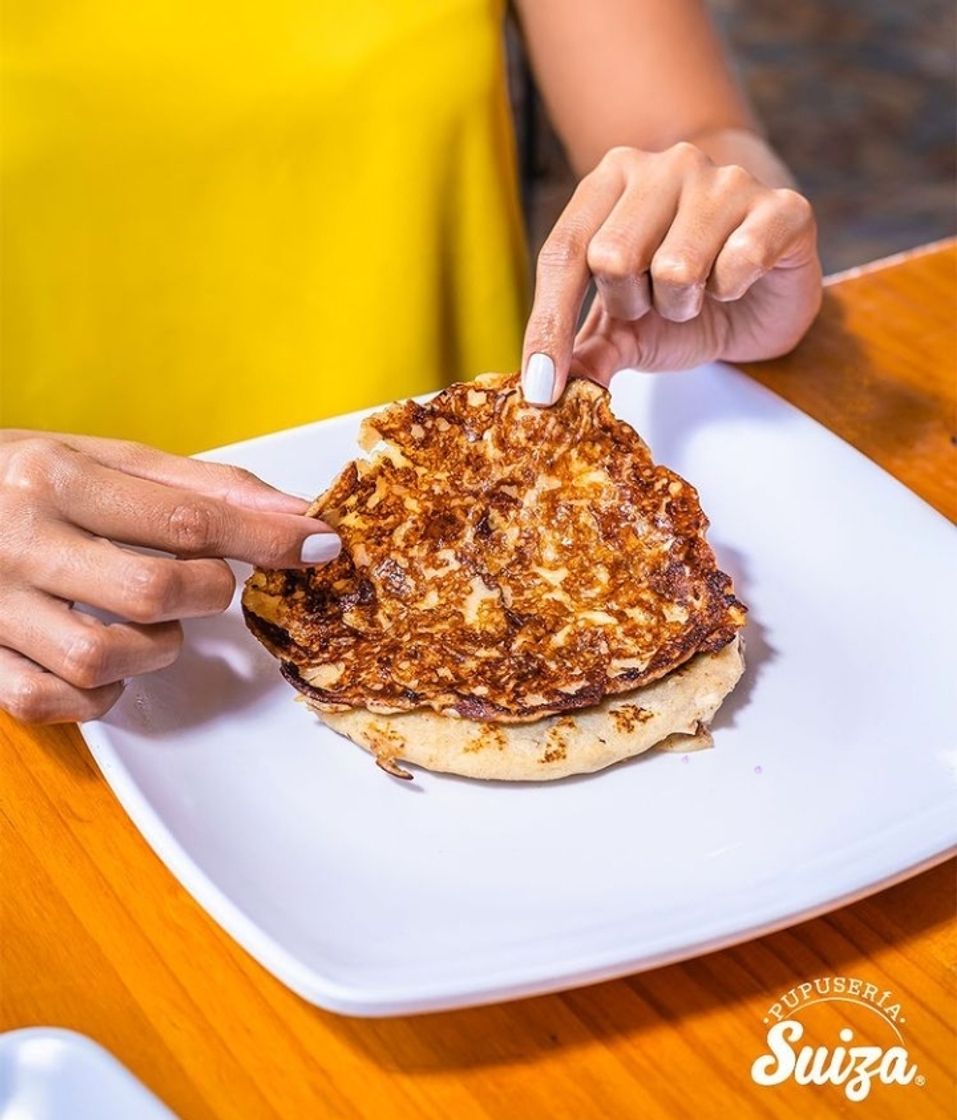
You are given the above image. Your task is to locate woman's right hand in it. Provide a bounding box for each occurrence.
[0,431,340,724]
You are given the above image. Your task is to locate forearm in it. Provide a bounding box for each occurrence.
[516,0,794,185]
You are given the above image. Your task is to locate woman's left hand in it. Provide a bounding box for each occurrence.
[520,143,822,405]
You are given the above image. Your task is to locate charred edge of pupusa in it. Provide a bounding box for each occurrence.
[375,756,414,780]
[706,565,748,623]
[451,677,606,722]
[242,606,296,656]
[304,699,415,780]
[278,624,744,721]
[280,661,348,708]
[282,661,421,712]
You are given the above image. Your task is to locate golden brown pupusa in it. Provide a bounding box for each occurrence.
[243,372,746,725]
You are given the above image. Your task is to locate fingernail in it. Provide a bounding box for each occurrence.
[522,352,555,406]
[300,533,342,565]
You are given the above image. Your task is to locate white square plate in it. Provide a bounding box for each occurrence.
[80,363,957,1016]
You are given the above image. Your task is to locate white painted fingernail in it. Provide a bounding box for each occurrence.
[300,533,342,565]
[522,352,556,406]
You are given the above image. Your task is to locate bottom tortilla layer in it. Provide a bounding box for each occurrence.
[315,636,744,781]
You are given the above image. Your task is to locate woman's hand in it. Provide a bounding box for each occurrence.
[0,432,340,724]
[520,143,822,404]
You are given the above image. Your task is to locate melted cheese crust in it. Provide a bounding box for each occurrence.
[243,373,746,722]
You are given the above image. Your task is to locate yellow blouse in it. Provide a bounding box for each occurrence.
[1,1,527,453]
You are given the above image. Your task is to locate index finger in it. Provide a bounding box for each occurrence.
[6,430,310,516]
[520,160,625,406]
[54,459,341,570]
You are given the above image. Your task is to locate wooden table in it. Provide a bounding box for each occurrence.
[2,241,955,1119]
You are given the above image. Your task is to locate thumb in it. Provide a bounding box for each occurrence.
[569,301,640,389]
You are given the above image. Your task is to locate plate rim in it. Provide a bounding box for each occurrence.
[68,724,957,1016]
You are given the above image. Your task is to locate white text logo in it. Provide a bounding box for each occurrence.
[749,976,924,1102]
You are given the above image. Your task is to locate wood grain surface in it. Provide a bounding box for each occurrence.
[2,242,956,1119]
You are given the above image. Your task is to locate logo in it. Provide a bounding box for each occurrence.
[750,976,925,1102]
